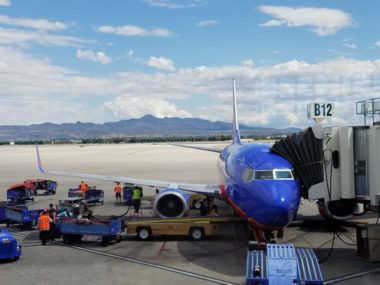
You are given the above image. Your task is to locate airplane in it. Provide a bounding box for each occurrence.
[35,79,301,241]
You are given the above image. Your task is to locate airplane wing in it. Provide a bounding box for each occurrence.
[36,145,220,196]
[170,143,223,153]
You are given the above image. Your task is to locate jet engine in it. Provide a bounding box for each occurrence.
[318,199,358,220]
[153,188,191,218]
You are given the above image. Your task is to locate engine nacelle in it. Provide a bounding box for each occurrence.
[153,188,190,218]
[318,199,358,220]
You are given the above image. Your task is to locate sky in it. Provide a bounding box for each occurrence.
[0,0,379,128]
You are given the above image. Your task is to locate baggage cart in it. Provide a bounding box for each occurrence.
[5,205,42,230]
[68,187,104,205]
[24,179,57,195]
[58,217,122,246]
[58,197,83,208]
[6,183,35,204]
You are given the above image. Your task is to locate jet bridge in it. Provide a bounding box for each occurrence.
[271,99,380,220]
[307,124,380,208]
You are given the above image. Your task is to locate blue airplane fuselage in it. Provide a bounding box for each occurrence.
[217,143,301,230]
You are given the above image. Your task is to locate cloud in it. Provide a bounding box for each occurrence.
[105,96,191,119]
[0,0,10,6]
[146,56,175,71]
[0,28,90,47]
[241,59,254,68]
[0,14,70,31]
[376,41,380,47]
[143,0,205,9]
[198,20,218,27]
[258,6,353,36]
[343,43,357,49]
[76,49,112,64]
[96,25,171,37]
[127,49,134,57]
[126,50,174,70]
[1,46,380,127]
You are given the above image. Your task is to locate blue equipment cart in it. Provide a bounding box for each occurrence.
[122,183,134,205]
[57,217,122,246]
[68,187,104,205]
[0,201,8,223]
[246,243,323,285]
[5,205,42,231]
[0,229,22,261]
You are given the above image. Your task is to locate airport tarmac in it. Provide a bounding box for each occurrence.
[0,143,379,285]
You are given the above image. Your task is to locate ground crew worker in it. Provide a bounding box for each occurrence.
[114,182,122,204]
[48,203,57,241]
[79,181,89,192]
[206,197,219,216]
[37,210,51,245]
[78,181,89,198]
[132,185,142,215]
[199,199,208,216]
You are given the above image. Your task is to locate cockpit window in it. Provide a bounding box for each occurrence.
[242,169,294,181]
[274,170,293,179]
[254,170,274,180]
[242,169,254,181]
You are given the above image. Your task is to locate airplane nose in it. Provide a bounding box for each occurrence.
[269,203,298,228]
[270,184,300,227]
[246,180,301,228]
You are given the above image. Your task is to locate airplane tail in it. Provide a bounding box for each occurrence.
[35,144,46,173]
[232,79,241,144]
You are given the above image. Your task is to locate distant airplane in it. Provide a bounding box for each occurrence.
[36,79,301,241]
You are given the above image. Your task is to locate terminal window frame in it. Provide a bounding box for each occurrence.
[242,169,294,181]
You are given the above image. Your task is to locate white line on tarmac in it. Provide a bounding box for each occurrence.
[12,231,240,285]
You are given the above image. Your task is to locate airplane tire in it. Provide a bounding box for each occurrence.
[63,235,70,244]
[193,200,202,209]
[115,234,122,243]
[101,237,109,247]
[137,227,151,240]
[190,227,204,240]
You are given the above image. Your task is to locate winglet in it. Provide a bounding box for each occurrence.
[232,78,241,144]
[35,144,45,173]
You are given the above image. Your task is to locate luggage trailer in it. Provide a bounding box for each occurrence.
[5,205,42,231]
[57,217,122,246]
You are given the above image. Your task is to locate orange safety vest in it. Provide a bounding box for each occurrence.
[38,215,50,231]
[80,182,88,192]
[114,184,121,193]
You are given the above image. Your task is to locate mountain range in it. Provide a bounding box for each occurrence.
[0,115,299,141]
